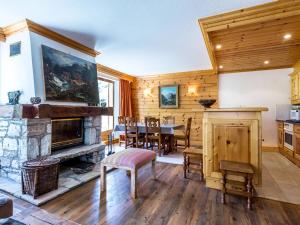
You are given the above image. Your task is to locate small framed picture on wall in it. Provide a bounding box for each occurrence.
[159,85,179,108]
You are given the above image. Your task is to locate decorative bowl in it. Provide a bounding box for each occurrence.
[199,99,216,108]
[30,97,41,104]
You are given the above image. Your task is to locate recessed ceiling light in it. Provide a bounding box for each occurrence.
[264,60,270,65]
[216,44,222,50]
[219,65,223,69]
[284,33,292,40]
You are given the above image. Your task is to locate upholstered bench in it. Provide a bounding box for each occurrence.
[100,148,156,199]
[0,195,13,219]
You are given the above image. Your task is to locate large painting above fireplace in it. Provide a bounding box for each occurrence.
[42,45,99,104]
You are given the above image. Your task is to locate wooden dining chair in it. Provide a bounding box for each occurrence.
[174,117,192,150]
[125,117,144,149]
[145,117,165,156]
[118,116,126,146]
[162,116,175,125]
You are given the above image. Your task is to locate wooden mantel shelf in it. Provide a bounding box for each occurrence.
[0,104,113,119]
[193,107,268,112]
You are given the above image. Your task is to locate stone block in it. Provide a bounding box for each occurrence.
[11,160,19,169]
[3,149,18,158]
[3,138,18,151]
[27,124,46,137]
[0,129,7,137]
[19,138,28,161]
[92,116,101,127]
[41,134,51,156]
[0,120,9,127]
[46,123,52,134]
[0,157,11,167]
[7,124,21,137]
[0,106,15,118]
[27,138,40,160]
[84,128,96,145]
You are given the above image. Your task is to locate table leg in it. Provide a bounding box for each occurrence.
[131,168,137,199]
[101,165,106,192]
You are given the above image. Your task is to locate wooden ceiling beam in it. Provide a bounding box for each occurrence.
[2,19,100,57]
[200,0,300,32]
[96,64,135,82]
[199,0,300,73]
[0,28,5,42]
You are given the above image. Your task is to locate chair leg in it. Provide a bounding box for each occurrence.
[183,153,187,178]
[158,140,162,157]
[131,168,137,199]
[187,156,190,173]
[152,159,156,180]
[221,171,226,204]
[101,165,106,192]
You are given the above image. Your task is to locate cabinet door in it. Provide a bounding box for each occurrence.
[294,132,300,160]
[291,74,299,103]
[277,128,284,149]
[213,125,250,172]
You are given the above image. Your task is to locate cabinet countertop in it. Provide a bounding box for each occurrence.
[193,107,268,112]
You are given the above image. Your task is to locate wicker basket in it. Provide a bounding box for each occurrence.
[21,158,60,199]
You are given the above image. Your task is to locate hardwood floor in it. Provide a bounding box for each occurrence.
[35,162,300,225]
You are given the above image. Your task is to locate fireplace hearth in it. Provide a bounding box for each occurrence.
[51,118,84,151]
[0,104,106,183]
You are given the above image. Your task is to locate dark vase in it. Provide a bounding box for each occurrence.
[7,91,22,105]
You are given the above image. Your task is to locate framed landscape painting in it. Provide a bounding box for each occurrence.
[42,45,99,104]
[159,85,179,108]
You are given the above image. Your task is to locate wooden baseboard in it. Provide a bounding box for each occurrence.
[262,146,279,152]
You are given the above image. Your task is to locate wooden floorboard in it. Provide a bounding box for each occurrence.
[8,162,300,225]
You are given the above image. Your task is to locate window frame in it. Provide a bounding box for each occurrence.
[98,77,114,140]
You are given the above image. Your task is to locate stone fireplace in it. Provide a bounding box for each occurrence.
[0,104,106,183]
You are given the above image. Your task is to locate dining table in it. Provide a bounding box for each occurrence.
[114,123,185,153]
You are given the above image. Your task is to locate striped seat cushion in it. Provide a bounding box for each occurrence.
[101,148,156,169]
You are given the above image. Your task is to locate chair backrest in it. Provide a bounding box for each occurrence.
[118,116,126,124]
[125,117,138,134]
[145,117,161,134]
[185,117,192,137]
[163,116,175,125]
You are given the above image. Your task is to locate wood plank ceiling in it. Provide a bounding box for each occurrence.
[199,0,300,73]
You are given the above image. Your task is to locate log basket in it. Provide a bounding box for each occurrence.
[21,157,60,199]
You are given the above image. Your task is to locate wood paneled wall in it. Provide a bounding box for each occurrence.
[132,70,218,147]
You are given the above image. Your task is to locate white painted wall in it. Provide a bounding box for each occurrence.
[29,32,96,105]
[219,68,292,147]
[0,30,35,104]
[0,31,98,105]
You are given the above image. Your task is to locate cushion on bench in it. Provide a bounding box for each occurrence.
[101,148,156,169]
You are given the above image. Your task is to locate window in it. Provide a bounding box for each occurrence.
[98,78,114,134]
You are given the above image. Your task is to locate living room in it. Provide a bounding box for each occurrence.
[1,1,300,225]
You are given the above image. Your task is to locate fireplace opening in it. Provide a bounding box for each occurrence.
[51,118,84,151]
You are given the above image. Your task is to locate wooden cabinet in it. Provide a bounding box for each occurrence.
[277,122,284,150]
[291,72,299,104]
[202,108,267,190]
[278,123,300,167]
[213,125,250,171]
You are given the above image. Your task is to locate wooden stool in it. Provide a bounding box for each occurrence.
[220,160,254,209]
[183,147,203,181]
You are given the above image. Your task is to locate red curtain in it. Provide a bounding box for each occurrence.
[120,79,133,117]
